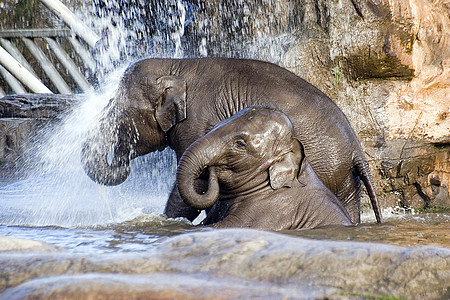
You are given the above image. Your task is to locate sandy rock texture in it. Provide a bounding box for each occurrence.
[0,228,449,299]
[274,0,450,210]
[0,236,62,253]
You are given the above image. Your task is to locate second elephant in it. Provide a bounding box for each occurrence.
[177,107,352,230]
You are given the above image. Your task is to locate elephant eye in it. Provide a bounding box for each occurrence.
[234,139,247,149]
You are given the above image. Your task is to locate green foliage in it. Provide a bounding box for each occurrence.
[343,292,406,300]
[332,66,342,90]
[416,206,450,213]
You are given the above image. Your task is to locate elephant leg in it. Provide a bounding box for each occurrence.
[164,184,201,221]
[338,172,362,224]
[202,200,232,225]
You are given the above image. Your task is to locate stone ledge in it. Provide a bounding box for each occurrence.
[0,94,79,119]
[0,229,448,299]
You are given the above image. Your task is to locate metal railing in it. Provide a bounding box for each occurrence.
[0,0,100,96]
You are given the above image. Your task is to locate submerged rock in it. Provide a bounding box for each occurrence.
[0,229,448,299]
[0,236,62,253]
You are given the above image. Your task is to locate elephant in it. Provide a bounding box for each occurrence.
[81,57,382,224]
[176,107,353,230]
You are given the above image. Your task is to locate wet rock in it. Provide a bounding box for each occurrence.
[0,94,78,119]
[0,118,41,172]
[0,273,333,300]
[0,236,62,253]
[0,229,449,299]
[368,139,450,210]
[0,94,78,174]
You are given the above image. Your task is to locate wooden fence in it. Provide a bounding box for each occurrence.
[0,0,99,96]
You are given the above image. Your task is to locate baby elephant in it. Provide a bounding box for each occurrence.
[176,107,352,230]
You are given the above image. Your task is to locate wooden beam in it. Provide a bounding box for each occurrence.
[45,37,92,92]
[39,0,100,48]
[22,38,71,94]
[0,29,71,38]
[0,45,52,93]
[0,38,38,77]
[0,66,27,94]
[68,36,96,72]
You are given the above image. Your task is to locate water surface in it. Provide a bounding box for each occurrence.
[1,195,448,253]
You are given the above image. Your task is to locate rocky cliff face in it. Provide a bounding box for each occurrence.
[269,0,449,211]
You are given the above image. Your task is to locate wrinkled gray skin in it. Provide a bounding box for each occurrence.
[177,107,352,230]
[81,58,382,224]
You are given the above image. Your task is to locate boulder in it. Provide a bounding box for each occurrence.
[0,229,449,299]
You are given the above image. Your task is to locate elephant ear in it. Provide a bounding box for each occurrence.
[155,76,187,132]
[269,138,304,190]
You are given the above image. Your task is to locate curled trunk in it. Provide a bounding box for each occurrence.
[176,136,221,210]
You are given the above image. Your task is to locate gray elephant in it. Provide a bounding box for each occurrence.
[81,58,381,224]
[176,107,352,229]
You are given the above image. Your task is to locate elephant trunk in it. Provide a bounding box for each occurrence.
[176,135,220,210]
[81,130,131,186]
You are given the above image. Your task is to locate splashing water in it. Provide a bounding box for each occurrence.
[0,67,177,226]
[0,1,199,226]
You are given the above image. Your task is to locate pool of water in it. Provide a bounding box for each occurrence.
[287,211,450,248]
[1,205,448,253]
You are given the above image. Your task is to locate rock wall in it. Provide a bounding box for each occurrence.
[276,0,450,210]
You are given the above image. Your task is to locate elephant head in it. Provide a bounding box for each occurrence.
[176,107,304,209]
[81,62,187,186]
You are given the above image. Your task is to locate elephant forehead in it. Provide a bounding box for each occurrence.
[243,122,293,153]
[242,109,293,130]
[241,116,291,137]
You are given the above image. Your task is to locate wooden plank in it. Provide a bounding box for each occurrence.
[45,37,92,93]
[0,38,38,77]
[0,45,52,93]
[39,0,100,48]
[0,65,27,94]
[68,36,96,72]
[22,37,72,94]
[0,29,71,38]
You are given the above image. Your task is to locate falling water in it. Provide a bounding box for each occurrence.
[0,66,177,226]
